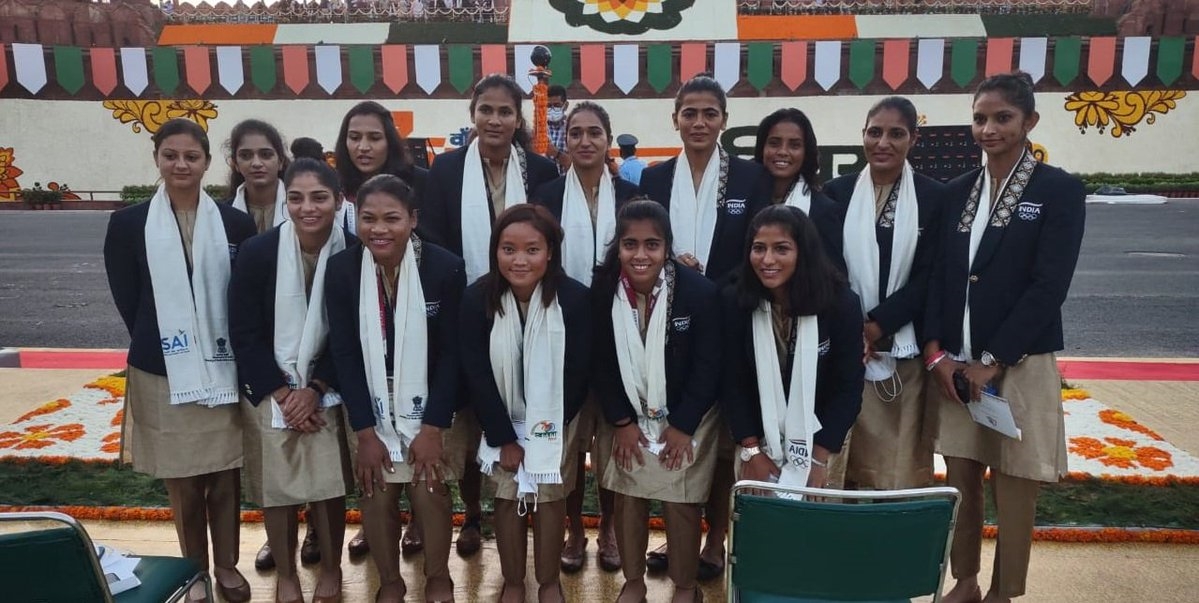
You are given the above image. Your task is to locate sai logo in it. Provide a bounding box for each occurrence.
[161,329,190,356]
[531,420,560,440]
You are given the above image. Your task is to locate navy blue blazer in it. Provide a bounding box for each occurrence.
[227,227,357,405]
[591,261,722,436]
[824,171,946,341]
[104,200,257,376]
[418,146,560,256]
[638,155,772,283]
[924,162,1086,365]
[459,276,592,448]
[720,286,865,453]
[325,240,467,432]
[529,174,642,222]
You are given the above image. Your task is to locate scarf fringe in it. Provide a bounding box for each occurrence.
[196,389,239,408]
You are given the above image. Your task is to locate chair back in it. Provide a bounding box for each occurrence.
[728,481,960,603]
[0,511,113,603]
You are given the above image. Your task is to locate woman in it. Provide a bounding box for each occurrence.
[420,74,559,554]
[226,119,290,234]
[638,75,771,283]
[593,200,721,603]
[751,108,846,273]
[530,101,638,573]
[103,118,256,603]
[228,158,352,603]
[637,74,769,580]
[324,174,466,603]
[823,97,946,491]
[923,72,1085,603]
[334,99,430,555]
[459,204,591,603]
[721,205,864,494]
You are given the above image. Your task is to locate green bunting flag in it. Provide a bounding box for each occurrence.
[950,38,978,88]
[1156,37,1185,86]
[548,44,572,88]
[1053,37,1081,86]
[746,42,773,91]
[250,46,276,93]
[52,46,84,95]
[152,46,180,95]
[647,44,672,94]
[448,45,474,93]
[348,46,375,94]
[849,40,875,90]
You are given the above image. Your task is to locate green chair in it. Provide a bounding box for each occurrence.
[727,481,960,603]
[0,511,210,603]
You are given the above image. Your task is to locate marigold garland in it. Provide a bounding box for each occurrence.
[0,423,87,450]
[1098,409,1164,440]
[85,375,126,398]
[1061,388,1091,400]
[13,399,71,423]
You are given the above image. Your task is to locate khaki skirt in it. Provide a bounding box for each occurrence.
[602,407,720,504]
[933,353,1067,483]
[489,415,581,502]
[122,365,243,479]
[242,395,352,507]
[571,394,613,483]
[846,358,936,489]
[344,410,467,485]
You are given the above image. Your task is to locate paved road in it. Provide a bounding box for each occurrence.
[1,203,1197,356]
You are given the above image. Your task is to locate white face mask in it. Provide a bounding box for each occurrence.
[547,107,565,123]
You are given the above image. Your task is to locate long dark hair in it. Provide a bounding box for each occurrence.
[752,108,821,192]
[592,198,673,299]
[334,101,414,197]
[470,74,532,150]
[735,205,845,316]
[225,119,289,198]
[483,204,564,319]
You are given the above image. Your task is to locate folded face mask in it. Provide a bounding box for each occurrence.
[864,352,897,382]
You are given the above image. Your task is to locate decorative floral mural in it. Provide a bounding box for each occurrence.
[102,100,220,134]
[1064,90,1186,138]
[0,147,24,201]
[550,0,693,34]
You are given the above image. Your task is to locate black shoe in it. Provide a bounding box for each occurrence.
[646,550,668,573]
[300,525,321,565]
[254,541,275,571]
[348,528,370,558]
[697,558,724,582]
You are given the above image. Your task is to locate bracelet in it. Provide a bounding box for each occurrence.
[613,417,634,428]
[307,383,326,396]
[811,457,828,468]
[925,350,948,372]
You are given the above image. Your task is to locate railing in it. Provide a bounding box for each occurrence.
[161,1,509,25]
[736,0,1094,15]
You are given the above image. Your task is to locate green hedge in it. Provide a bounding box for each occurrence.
[121,184,230,205]
[1075,173,1199,194]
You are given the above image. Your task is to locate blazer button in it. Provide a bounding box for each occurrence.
[969,275,979,283]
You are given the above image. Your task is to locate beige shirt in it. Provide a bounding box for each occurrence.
[771,301,792,373]
[485,158,509,219]
[874,183,895,219]
[174,209,197,265]
[301,250,318,296]
[248,202,276,234]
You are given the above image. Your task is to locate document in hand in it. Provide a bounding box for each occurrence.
[966,392,1023,440]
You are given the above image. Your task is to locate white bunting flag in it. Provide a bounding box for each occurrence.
[1018,37,1047,83]
[613,44,639,95]
[814,41,841,91]
[216,46,244,94]
[513,44,537,94]
[119,47,149,96]
[916,38,945,89]
[12,43,47,94]
[714,42,741,92]
[413,45,442,94]
[315,45,342,94]
[1121,36,1151,86]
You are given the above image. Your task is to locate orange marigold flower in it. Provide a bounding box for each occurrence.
[1069,436,1174,471]
[1098,409,1164,441]
[86,376,126,398]
[1060,388,1090,400]
[100,432,122,454]
[111,409,124,427]
[0,423,87,450]
[14,398,71,423]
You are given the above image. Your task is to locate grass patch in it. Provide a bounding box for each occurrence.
[2,460,1196,529]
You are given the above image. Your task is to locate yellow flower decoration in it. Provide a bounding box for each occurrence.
[1063,90,1186,138]
[102,100,219,134]
[1069,436,1173,472]
[86,375,127,398]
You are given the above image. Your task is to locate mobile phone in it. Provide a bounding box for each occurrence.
[953,370,972,404]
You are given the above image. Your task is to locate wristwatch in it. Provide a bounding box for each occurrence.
[739,446,762,462]
[980,351,1000,368]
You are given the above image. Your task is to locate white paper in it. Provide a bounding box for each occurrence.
[967,392,1022,440]
[95,544,142,595]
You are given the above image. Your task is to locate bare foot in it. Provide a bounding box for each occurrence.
[425,576,455,603]
[376,579,407,603]
[313,567,342,600]
[982,591,1011,603]
[616,579,647,603]
[499,582,525,603]
[943,578,983,603]
[671,586,702,603]
[537,582,566,603]
[275,574,303,603]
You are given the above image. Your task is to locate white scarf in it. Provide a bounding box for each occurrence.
[842,163,921,379]
[270,221,346,428]
[611,268,671,450]
[669,148,725,271]
[360,237,427,462]
[962,156,1022,359]
[461,139,527,283]
[144,184,238,406]
[752,301,820,488]
[561,167,616,285]
[478,284,566,499]
[782,177,812,213]
[230,181,287,228]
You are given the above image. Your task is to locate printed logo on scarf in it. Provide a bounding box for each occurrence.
[1016,201,1043,221]
[161,329,190,356]
[531,420,560,441]
[425,301,440,317]
[818,338,831,356]
[725,199,747,215]
[787,439,810,468]
[400,395,425,420]
[212,337,234,360]
[671,316,691,332]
